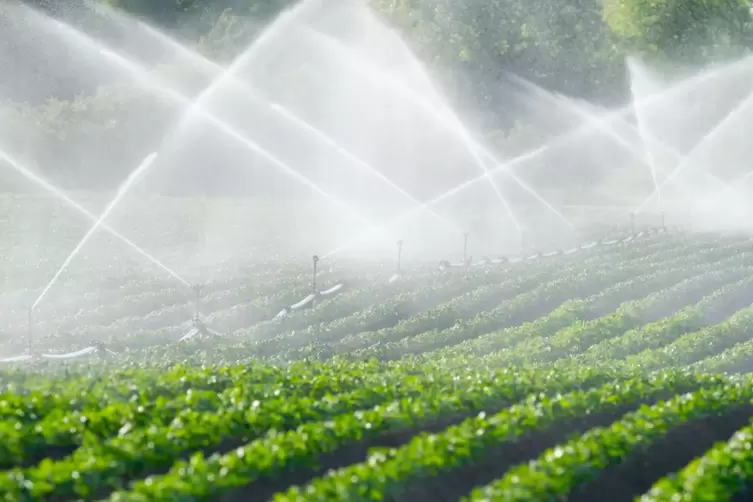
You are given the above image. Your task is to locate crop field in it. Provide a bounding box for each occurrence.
[5,224,753,500]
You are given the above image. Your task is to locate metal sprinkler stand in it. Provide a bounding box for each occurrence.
[178,283,223,342]
[396,240,404,274]
[27,305,33,354]
[463,232,470,262]
[630,212,636,237]
[192,284,204,321]
[312,255,319,294]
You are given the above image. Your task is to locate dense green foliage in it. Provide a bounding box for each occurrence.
[3,208,753,498]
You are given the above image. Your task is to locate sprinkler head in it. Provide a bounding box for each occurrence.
[397,239,404,246]
[312,255,320,263]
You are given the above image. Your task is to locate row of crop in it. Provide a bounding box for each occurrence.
[124,255,651,366]
[36,253,544,352]
[0,360,506,470]
[275,372,734,501]
[99,235,732,365]
[277,235,753,364]
[229,229,675,346]
[464,378,753,501]
[482,257,753,368]
[103,371,730,502]
[25,267,353,348]
[692,337,753,374]
[577,271,753,365]
[2,257,399,350]
[134,259,568,362]
[22,265,363,351]
[0,358,396,423]
[425,238,753,362]
[0,257,316,329]
[616,296,753,372]
[238,262,541,343]
[238,233,672,350]
[0,229,683,354]
[0,366,622,500]
[0,269,313,350]
[640,418,753,501]
[0,227,674,350]
[360,245,753,362]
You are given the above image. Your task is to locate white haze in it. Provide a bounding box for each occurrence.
[0,0,752,349]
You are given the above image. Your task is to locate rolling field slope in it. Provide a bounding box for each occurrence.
[4,229,753,500]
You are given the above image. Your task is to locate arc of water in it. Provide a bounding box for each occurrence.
[92,1,462,234]
[702,168,753,207]
[103,13,460,233]
[34,9,388,240]
[323,56,753,257]
[325,53,753,257]
[0,149,188,287]
[508,74,731,212]
[322,144,550,258]
[609,114,730,190]
[33,153,158,309]
[357,16,573,230]
[158,0,317,146]
[267,103,461,232]
[628,80,663,206]
[635,86,753,214]
[300,28,525,230]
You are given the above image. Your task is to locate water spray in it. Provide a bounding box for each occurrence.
[34,9,388,244]
[306,28,580,230]
[32,152,160,310]
[0,149,188,287]
[635,86,753,214]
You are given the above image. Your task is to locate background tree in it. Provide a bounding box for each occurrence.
[603,0,753,65]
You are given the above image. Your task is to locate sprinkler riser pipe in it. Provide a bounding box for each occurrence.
[311,255,319,295]
[630,212,636,236]
[27,306,32,352]
[396,240,403,273]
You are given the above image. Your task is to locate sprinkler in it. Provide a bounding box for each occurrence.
[192,284,203,321]
[178,283,223,342]
[27,305,33,354]
[275,254,346,318]
[390,240,404,283]
[630,212,636,237]
[312,255,319,295]
[463,232,470,262]
[396,240,403,274]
